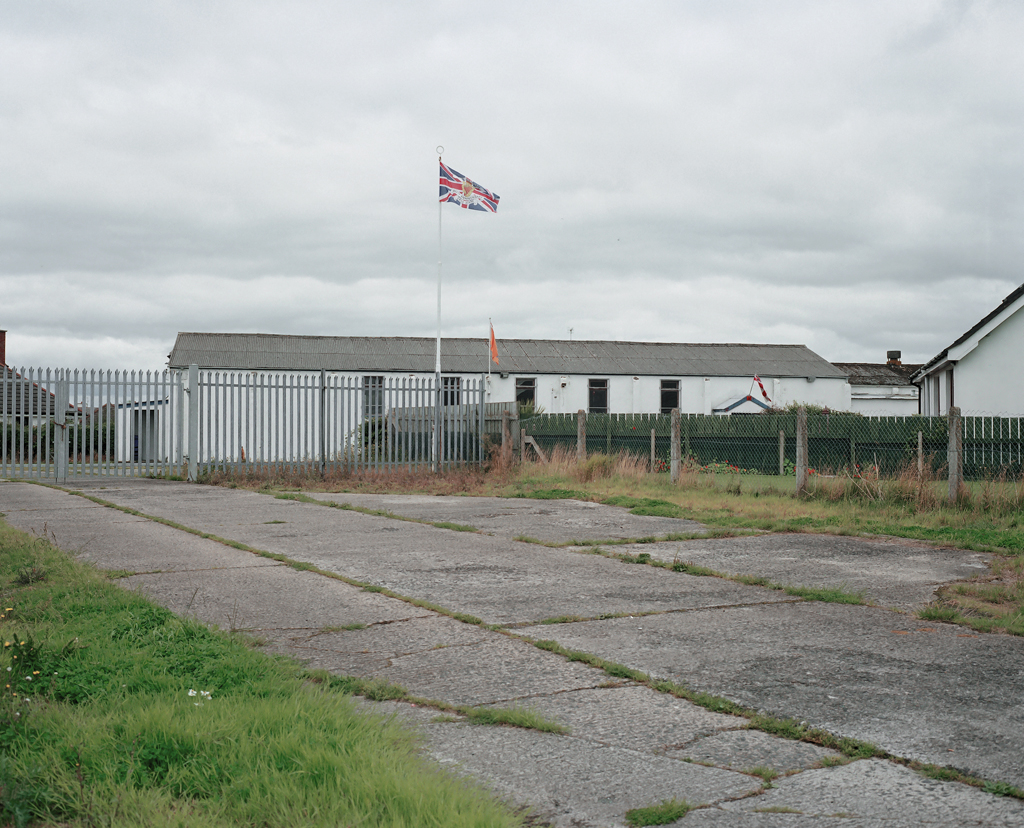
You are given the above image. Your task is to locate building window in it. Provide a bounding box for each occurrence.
[442,376,461,406]
[363,375,384,418]
[588,378,608,413]
[516,377,536,409]
[660,380,679,414]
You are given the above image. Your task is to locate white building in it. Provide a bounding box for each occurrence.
[833,352,920,416]
[168,333,852,416]
[913,283,1024,416]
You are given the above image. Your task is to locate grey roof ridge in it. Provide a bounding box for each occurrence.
[173,332,814,349]
[912,281,1024,381]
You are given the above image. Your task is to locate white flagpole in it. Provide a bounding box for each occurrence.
[434,148,443,472]
[488,317,492,378]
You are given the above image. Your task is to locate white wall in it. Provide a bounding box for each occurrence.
[849,386,919,416]
[950,305,1024,415]
[483,372,852,414]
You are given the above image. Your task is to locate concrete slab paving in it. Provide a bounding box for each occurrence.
[481,684,747,754]
[302,491,709,541]
[359,634,611,706]
[518,604,1024,789]
[671,729,842,773]
[3,479,1022,827]
[43,481,795,626]
[419,720,763,827]
[713,760,1024,826]
[125,566,429,635]
[618,533,993,610]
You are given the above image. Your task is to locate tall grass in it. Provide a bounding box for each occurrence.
[0,521,524,828]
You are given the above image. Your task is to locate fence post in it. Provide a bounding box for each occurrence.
[795,406,808,495]
[671,408,680,483]
[917,430,924,479]
[948,406,962,502]
[778,430,785,477]
[187,364,199,483]
[577,410,587,464]
[54,374,69,484]
[650,428,656,472]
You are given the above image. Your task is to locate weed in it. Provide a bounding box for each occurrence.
[743,765,779,785]
[430,521,480,533]
[755,806,803,814]
[463,706,568,734]
[671,560,718,577]
[783,585,867,605]
[917,605,961,623]
[625,798,694,826]
[12,567,46,586]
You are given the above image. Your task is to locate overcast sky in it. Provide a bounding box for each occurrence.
[2,1,1021,371]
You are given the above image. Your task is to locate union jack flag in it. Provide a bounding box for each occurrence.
[439,161,499,212]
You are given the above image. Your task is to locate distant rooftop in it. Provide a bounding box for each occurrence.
[168,333,848,379]
[832,362,921,387]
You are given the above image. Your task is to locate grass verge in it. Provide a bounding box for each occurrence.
[0,519,526,828]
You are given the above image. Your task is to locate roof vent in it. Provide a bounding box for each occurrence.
[887,350,902,366]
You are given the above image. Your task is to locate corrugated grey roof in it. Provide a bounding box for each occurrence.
[168,333,847,379]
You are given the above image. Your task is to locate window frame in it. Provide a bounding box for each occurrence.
[588,378,608,414]
[660,379,680,414]
[363,375,385,419]
[442,376,462,406]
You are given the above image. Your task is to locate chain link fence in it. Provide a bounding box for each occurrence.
[518,410,1024,482]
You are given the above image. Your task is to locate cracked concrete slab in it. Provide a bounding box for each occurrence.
[713,759,1024,826]
[301,491,709,541]
[357,634,609,706]
[420,720,763,826]
[482,684,746,754]
[40,481,793,626]
[518,604,1024,788]
[124,566,430,633]
[618,533,993,610]
[671,729,842,773]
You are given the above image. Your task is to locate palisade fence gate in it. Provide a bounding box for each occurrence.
[1,366,491,482]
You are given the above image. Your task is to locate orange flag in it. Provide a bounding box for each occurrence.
[489,324,499,365]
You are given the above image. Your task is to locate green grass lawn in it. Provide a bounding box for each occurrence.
[0,520,525,828]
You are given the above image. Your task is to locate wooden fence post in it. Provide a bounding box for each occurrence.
[795,406,808,495]
[650,428,656,472]
[948,406,962,502]
[778,430,785,477]
[917,430,923,479]
[671,408,680,483]
[577,410,586,464]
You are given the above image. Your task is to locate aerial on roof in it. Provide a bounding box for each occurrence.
[168,332,846,379]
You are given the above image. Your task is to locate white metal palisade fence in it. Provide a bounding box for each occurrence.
[1,366,486,481]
